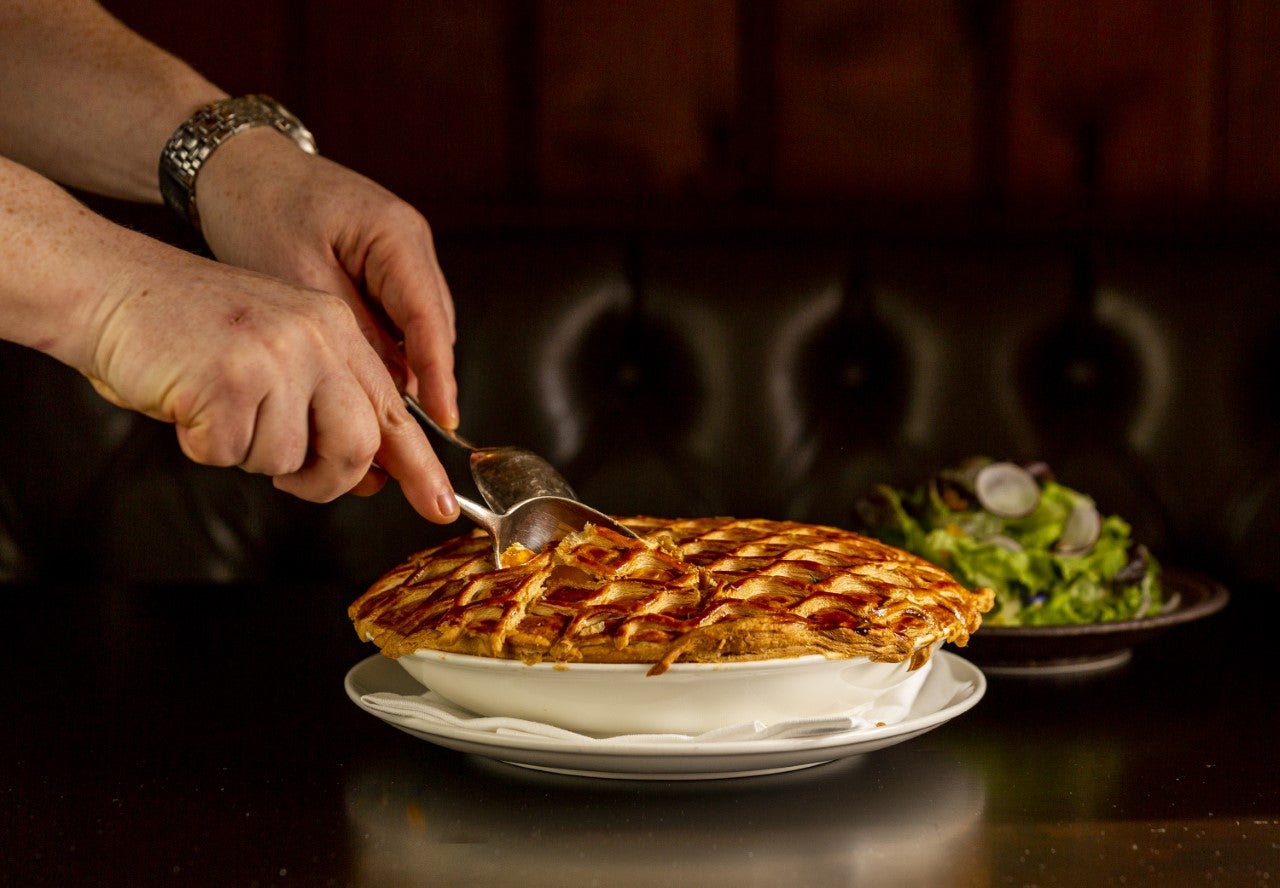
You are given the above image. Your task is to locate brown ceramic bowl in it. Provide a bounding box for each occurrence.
[953,568,1229,675]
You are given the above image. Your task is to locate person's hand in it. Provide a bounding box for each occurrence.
[0,3,462,524]
[191,127,459,431]
[81,233,459,523]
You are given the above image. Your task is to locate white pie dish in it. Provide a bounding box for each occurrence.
[394,645,938,736]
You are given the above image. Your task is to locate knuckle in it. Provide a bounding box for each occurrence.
[176,399,252,468]
[261,448,308,478]
[379,396,414,434]
[381,194,429,231]
[274,463,344,504]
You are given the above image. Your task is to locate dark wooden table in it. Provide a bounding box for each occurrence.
[2,577,1276,887]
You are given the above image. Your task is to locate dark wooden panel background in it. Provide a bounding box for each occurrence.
[103,0,1278,228]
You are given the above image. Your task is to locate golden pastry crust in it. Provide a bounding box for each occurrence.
[349,516,995,675]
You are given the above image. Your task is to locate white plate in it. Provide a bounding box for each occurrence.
[345,650,986,780]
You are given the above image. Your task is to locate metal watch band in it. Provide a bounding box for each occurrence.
[158,94,317,232]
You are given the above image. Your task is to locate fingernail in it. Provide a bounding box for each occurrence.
[437,488,459,519]
[441,401,460,431]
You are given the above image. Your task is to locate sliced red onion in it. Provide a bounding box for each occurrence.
[1114,544,1150,584]
[974,461,1041,519]
[1023,461,1055,484]
[984,534,1024,553]
[1055,502,1102,554]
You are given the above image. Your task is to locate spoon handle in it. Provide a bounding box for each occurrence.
[403,394,476,452]
[454,493,497,529]
[454,494,506,566]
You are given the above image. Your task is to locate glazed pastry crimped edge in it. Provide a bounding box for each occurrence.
[349,516,995,676]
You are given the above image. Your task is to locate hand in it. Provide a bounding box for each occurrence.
[83,237,459,523]
[192,127,459,429]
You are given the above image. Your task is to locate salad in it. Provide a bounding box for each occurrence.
[856,457,1164,627]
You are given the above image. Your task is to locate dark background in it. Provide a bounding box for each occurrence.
[2,9,1278,883]
[1,0,1277,597]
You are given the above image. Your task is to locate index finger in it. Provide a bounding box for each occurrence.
[371,389,460,523]
[366,217,459,429]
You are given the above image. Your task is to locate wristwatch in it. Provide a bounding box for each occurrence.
[158,94,317,232]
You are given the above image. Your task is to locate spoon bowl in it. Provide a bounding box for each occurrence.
[403,396,575,511]
[457,494,640,566]
[400,395,636,560]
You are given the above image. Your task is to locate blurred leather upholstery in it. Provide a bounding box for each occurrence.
[2,228,1277,589]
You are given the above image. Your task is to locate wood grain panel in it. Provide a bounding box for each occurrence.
[536,0,740,198]
[1006,0,1219,206]
[300,0,512,198]
[772,0,978,200]
[1225,0,1280,204]
[98,0,1271,217]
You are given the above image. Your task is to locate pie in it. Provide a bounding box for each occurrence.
[349,516,995,676]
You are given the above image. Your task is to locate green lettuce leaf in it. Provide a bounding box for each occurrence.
[859,468,1163,627]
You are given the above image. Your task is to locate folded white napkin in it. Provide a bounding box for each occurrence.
[360,661,931,745]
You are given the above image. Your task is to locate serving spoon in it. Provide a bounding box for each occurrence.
[402,395,576,512]
[402,395,638,562]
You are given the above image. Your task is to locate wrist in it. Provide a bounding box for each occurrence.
[158,95,316,234]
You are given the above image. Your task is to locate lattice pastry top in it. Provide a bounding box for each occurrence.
[349,516,994,675]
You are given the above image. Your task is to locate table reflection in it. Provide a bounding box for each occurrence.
[343,741,985,886]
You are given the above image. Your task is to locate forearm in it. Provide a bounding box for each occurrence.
[0,154,131,370]
[0,0,224,202]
